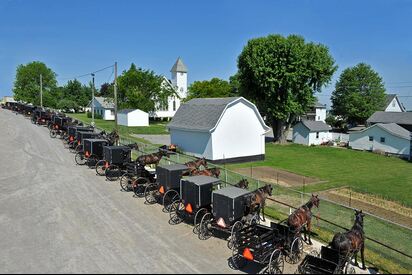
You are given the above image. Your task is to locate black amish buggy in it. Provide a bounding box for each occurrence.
[75,139,110,166]
[143,164,189,211]
[297,246,355,274]
[168,175,221,229]
[120,161,156,194]
[73,131,100,153]
[96,145,133,181]
[231,222,304,274]
[197,186,260,249]
[66,126,93,145]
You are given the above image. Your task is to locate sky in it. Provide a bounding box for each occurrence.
[1,0,412,109]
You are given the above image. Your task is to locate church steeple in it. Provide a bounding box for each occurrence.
[170,57,188,73]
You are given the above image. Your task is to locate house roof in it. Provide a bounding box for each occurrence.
[367,111,412,125]
[314,99,326,109]
[299,120,332,132]
[118,109,148,115]
[94,97,114,109]
[383,94,406,112]
[167,97,270,132]
[170,57,188,73]
[353,123,411,140]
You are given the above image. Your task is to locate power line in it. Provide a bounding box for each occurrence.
[57,64,115,81]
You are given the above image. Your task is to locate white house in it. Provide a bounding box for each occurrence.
[302,99,327,122]
[293,120,332,146]
[167,97,270,163]
[349,123,411,159]
[118,109,149,127]
[90,97,115,121]
[383,94,405,112]
[150,57,188,119]
[2,96,15,104]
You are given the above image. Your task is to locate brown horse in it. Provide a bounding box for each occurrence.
[185,157,208,171]
[191,167,220,178]
[234,178,249,189]
[249,184,274,222]
[137,149,169,166]
[287,194,320,245]
[330,210,366,270]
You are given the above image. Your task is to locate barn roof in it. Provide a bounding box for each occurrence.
[118,109,135,114]
[367,111,412,125]
[353,123,411,140]
[167,97,270,132]
[299,120,332,132]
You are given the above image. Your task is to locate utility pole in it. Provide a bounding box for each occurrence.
[114,62,118,138]
[40,74,43,108]
[91,73,95,126]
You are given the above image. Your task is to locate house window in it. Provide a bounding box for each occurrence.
[180,87,184,92]
[316,132,319,139]
[173,100,176,111]
[380,137,386,143]
[392,100,396,107]
[180,72,184,76]
[369,136,374,141]
[317,116,320,121]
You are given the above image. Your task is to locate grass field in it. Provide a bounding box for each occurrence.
[68,113,169,138]
[227,143,412,207]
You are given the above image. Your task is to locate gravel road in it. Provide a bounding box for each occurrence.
[0,110,238,273]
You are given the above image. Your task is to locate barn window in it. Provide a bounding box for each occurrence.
[380,137,386,143]
[316,132,319,139]
[369,136,374,141]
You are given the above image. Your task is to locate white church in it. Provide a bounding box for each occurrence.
[150,57,188,119]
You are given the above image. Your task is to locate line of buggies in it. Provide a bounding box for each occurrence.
[6,102,361,274]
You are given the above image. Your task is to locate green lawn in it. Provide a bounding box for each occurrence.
[228,143,412,207]
[68,113,169,137]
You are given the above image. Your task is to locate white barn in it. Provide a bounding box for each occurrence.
[293,121,332,146]
[167,97,270,163]
[349,123,411,159]
[118,109,149,127]
[90,97,115,121]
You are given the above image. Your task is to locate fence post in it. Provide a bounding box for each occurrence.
[257,179,260,189]
[225,168,228,183]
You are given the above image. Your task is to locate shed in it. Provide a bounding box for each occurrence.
[349,123,411,159]
[118,109,149,127]
[167,97,270,163]
[89,97,115,121]
[293,120,332,146]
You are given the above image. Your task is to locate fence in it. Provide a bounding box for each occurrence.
[78,120,411,274]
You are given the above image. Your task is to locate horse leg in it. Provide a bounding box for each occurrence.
[261,202,266,222]
[307,221,312,245]
[360,243,366,270]
[353,251,359,267]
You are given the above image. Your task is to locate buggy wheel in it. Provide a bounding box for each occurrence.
[169,200,184,225]
[144,183,159,205]
[231,244,247,269]
[268,249,284,274]
[133,177,149,197]
[288,237,303,264]
[198,212,213,240]
[193,208,207,235]
[63,141,71,149]
[162,189,180,212]
[75,144,83,153]
[105,165,121,181]
[95,160,107,176]
[228,221,243,249]
[119,173,132,191]
[50,130,57,138]
[75,153,87,166]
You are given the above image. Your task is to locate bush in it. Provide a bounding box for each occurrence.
[86,111,103,119]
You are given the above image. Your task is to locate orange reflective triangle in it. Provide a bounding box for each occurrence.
[217,218,227,228]
[104,162,109,169]
[185,203,193,214]
[159,186,165,194]
[78,141,81,145]
[243,248,254,261]
[85,151,90,157]
[69,136,74,142]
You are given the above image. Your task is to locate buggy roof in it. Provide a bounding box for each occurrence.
[83,139,108,143]
[158,164,188,171]
[104,145,131,150]
[182,175,220,186]
[213,186,252,199]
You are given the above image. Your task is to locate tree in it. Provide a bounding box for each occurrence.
[186,78,234,100]
[331,63,386,125]
[237,34,337,143]
[99,82,114,98]
[13,61,57,106]
[117,63,176,112]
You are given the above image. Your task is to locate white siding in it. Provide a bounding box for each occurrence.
[104,109,115,121]
[170,129,213,159]
[316,108,327,122]
[308,131,330,145]
[118,113,128,126]
[211,101,266,160]
[385,98,403,112]
[349,126,410,157]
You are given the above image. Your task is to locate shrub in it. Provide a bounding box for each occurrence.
[86,111,103,119]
